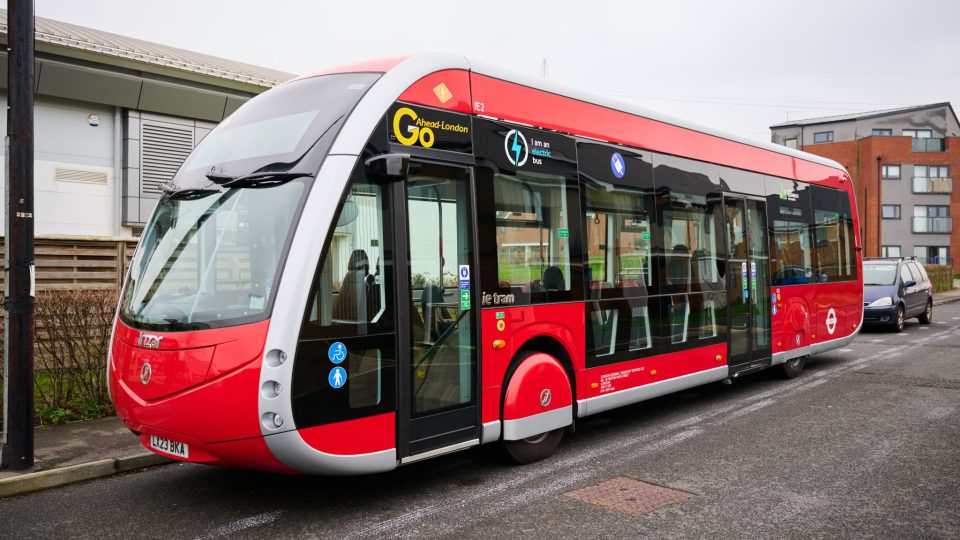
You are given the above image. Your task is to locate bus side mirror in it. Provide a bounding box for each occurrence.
[365,153,410,181]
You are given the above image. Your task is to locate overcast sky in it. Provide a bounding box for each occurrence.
[35,0,960,142]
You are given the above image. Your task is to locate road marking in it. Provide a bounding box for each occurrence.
[205,510,281,538]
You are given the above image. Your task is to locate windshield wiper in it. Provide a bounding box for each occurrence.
[203,170,313,189]
[165,187,223,200]
[221,171,313,188]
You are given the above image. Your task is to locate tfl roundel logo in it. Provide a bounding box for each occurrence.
[504,129,528,167]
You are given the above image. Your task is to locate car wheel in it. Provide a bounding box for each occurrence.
[892,304,905,332]
[918,300,933,324]
[502,428,564,465]
[778,355,806,379]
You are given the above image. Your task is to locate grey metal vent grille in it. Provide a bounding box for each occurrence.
[140,121,194,196]
[55,167,108,185]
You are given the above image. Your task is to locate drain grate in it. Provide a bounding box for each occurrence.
[564,476,693,517]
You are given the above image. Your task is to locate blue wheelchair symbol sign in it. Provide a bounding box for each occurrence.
[328,366,347,389]
[328,342,347,364]
[610,152,625,179]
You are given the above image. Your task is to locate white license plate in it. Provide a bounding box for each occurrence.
[150,435,189,459]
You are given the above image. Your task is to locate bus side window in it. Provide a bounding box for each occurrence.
[766,177,814,286]
[810,185,855,283]
[291,166,397,430]
[579,143,659,367]
[838,193,857,281]
[653,155,726,349]
[492,172,572,298]
[473,118,582,306]
[302,174,394,338]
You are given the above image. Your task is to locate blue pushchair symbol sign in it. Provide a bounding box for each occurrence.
[329,366,347,389]
[328,342,347,364]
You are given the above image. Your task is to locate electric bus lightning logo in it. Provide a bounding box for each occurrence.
[504,129,528,167]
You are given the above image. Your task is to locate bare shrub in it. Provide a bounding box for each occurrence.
[33,290,116,422]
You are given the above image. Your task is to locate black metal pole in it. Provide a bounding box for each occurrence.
[1,0,35,471]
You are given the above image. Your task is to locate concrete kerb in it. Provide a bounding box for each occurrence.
[933,295,960,307]
[0,452,171,499]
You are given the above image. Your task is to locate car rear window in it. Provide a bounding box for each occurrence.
[909,262,927,282]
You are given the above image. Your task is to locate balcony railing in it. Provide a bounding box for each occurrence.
[912,176,953,194]
[912,216,953,233]
[913,256,953,266]
[912,138,946,152]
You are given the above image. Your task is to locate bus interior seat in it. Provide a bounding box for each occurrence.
[333,249,370,322]
[543,266,564,291]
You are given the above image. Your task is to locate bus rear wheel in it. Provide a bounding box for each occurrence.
[778,355,806,379]
[503,428,564,465]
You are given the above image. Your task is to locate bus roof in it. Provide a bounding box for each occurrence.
[309,53,847,176]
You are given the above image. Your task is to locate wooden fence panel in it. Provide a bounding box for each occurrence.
[0,236,139,293]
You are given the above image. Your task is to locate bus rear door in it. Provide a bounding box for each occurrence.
[725,195,772,374]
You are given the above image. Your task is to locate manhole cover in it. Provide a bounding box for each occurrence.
[564,476,693,517]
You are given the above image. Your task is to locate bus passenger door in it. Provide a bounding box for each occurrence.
[394,161,480,461]
[725,195,772,373]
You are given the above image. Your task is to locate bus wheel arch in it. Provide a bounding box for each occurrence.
[499,344,574,464]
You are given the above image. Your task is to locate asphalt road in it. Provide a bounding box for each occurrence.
[2,304,959,539]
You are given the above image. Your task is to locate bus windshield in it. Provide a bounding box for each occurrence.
[174,72,380,184]
[120,180,306,331]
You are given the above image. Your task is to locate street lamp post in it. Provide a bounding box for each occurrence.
[1,0,36,471]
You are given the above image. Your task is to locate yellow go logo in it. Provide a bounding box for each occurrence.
[393,107,435,148]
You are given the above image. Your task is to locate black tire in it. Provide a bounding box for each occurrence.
[778,355,806,379]
[918,300,933,325]
[892,304,905,332]
[502,428,564,465]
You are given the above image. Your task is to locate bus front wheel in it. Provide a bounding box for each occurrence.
[503,428,564,464]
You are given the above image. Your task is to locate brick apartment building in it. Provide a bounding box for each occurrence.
[770,103,960,272]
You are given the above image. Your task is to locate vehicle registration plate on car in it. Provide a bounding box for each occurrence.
[150,435,189,459]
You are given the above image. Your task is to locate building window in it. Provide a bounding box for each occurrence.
[914,165,949,179]
[915,205,950,218]
[784,138,798,149]
[872,128,893,136]
[913,246,949,265]
[903,129,932,138]
[881,165,900,179]
[813,131,834,144]
[881,205,901,219]
[881,245,901,258]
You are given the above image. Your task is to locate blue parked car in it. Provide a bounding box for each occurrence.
[862,257,933,332]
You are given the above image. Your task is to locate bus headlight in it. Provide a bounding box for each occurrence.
[868,297,893,307]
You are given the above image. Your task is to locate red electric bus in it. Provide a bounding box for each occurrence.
[109,54,862,474]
